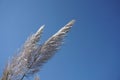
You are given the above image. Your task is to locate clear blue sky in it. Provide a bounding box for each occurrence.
[0,0,120,80]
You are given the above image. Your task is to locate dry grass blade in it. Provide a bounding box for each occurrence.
[34,75,40,80]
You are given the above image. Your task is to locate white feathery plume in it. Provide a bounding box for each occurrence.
[29,20,75,72]
[1,20,75,80]
[1,25,44,80]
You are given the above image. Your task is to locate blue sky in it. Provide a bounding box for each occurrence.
[0,0,120,80]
